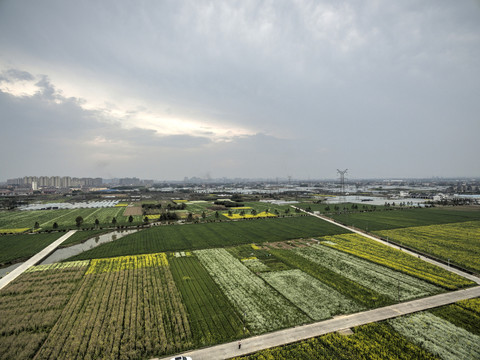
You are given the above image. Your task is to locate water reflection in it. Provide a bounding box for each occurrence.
[0,263,23,279]
[40,229,136,265]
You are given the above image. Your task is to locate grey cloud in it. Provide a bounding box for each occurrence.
[1,1,480,179]
[0,69,35,82]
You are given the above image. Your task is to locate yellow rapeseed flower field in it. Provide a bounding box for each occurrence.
[0,228,30,234]
[86,252,168,274]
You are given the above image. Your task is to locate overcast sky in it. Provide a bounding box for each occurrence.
[1,1,479,181]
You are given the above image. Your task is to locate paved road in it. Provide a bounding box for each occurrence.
[156,286,480,360]
[297,208,480,284]
[0,230,77,291]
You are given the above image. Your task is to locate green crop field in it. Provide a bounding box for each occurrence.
[0,207,141,233]
[65,216,350,260]
[296,202,383,213]
[375,220,480,273]
[330,206,480,231]
[0,232,63,266]
[169,255,245,345]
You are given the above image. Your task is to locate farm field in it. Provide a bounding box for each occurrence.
[231,322,438,360]
[169,255,245,346]
[0,232,62,267]
[66,216,349,260]
[431,298,480,336]
[389,311,480,359]
[293,243,443,302]
[232,298,480,360]
[0,207,142,233]
[375,220,480,273]
[319,233,474,289]
[260,269,363,320]
[269,247,393,308]
[1,238,477,359]
[330,206,480,231]
[297,202,383,213]
[0,262,88,360]
[1,203,479,360]
[195,248,310,333]
[36,253,192,360]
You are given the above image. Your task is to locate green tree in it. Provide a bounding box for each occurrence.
[187,213,194,222]
[231,194,243,202]
[95,219,100,228]
[112,217,117,225]
[75,216,84,228]
[143,216,149,224]
[201,211,206,220]
[34,221,40,229]
[128,215,134,223]
[215,211,219,219]
[228,210,233,217]
[52,222,58,229]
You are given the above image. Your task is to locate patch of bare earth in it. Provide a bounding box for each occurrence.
[123,206,142,216]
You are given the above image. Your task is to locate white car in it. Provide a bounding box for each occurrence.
[170,357,192,360]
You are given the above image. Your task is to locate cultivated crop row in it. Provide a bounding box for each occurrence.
[0,207,132,233]
[169,256,245,346]
[375,220,480,272]
[0,266,87,360]
[389,312,480,359]
[67,216,348,260]
[36,253,191,359]
[260,269,363,320]
[330,207,480,231]
[319,233,473,289]
[294,244,442,301]
[195,248,309,333]
[270,248,393,307]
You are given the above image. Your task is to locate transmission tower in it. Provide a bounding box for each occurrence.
[337,169,348,203]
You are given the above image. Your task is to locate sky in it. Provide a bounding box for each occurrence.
[1,0,479,181]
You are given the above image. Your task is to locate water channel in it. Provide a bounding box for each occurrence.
[0,229,136,279]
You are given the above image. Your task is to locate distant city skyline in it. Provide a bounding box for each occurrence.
[1,1,479,180]
[3,173,480,185]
